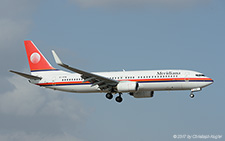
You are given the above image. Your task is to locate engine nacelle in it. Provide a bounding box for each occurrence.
[117,81,139,93]
[132,91,154,98]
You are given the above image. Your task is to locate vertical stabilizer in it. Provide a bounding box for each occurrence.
[24,40,55,72]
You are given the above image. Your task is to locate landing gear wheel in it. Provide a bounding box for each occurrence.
[190,93,194,98]
[106,93,113,100]
[115,96,123,103]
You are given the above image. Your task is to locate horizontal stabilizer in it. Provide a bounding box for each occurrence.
[9,70,42,80]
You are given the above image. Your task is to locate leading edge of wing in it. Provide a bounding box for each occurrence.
[51,50,118,84]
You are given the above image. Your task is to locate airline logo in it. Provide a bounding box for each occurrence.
[30,52,41,64]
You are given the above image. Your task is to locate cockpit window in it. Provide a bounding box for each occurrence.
[196,74,205,77]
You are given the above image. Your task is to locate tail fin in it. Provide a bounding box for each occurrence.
[24,40,55,72]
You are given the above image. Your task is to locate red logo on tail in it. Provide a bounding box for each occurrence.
[24,40,55,71]
[30,52,41,64]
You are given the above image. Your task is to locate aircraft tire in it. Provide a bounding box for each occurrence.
[190,94,194,98]
[106,93,113,100]
[115,96,123,103]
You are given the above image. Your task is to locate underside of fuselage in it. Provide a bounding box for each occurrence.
[43,81,212,93]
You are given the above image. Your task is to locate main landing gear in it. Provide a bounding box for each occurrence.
[115,93,123,103]
[105,93,123,103]
[106,93,113,100]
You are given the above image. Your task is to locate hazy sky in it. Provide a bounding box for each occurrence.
[0,0,224,140]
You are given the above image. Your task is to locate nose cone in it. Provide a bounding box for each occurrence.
[209,78,214,83]
[206,77,214,86]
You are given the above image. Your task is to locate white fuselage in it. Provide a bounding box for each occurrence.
[31,69,213,93]
[10,40,214,102]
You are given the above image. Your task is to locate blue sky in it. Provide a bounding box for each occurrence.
[0,0,224,140]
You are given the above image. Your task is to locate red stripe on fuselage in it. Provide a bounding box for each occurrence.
[36,78,213,86]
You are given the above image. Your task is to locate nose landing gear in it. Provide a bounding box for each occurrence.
[189,88,201,98]
[189,92,194,98]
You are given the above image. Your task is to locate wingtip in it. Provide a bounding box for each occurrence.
[9,70,16,73]
[52,50,63,65]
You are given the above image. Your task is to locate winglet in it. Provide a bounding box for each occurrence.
[52,50,63,65]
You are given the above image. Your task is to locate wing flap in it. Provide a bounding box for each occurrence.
[52,50,118,91]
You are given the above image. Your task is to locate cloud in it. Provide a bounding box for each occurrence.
[0,19,30,50]
[0,0,37,19]
[0,0,87,140]
[0,18,31,82]
[0,0,37,93]
[0,75,87,140]
[0,132,81,141]
[69,0,209,8]
[0,75,85,118]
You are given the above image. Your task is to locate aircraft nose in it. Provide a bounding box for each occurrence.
[201,77,214,88]
[208,77,214,85]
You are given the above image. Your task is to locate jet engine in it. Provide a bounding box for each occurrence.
[131,91,154,98]
[117,81,139,93]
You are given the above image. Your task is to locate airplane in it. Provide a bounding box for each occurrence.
[10,40,214,103]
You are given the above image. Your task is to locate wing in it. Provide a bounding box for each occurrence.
[52,50,118,92]
[9,70,42,80]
